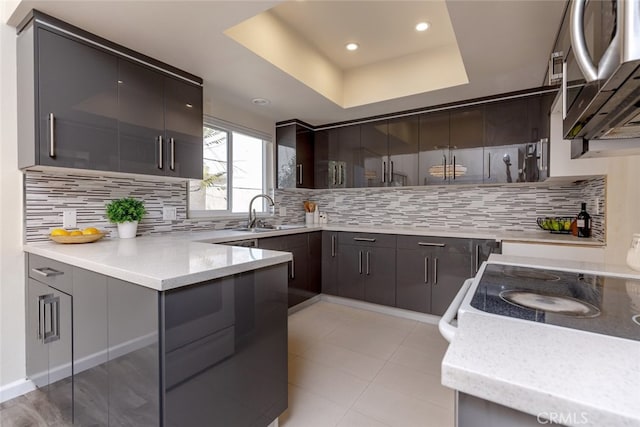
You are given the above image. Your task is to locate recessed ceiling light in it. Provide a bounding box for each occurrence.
[252,97,271,106]
[345,42,359,51]
[416,22,430,32]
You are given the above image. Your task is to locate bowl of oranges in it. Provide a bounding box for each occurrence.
[49,227,106,244]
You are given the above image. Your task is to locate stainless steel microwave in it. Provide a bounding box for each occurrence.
[563,0,640,152]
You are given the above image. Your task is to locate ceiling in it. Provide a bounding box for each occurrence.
[6,0,566,127]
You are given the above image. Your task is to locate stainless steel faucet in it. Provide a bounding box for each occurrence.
[248,194,275,228]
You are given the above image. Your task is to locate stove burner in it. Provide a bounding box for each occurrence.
[502,269,561,281]
[633,315,640,327]
[499,290,601,318]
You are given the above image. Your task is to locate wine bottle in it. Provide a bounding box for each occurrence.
[577,202,591,238]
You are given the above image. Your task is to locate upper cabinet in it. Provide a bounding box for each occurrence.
[387,116,419,186]
[27,27,119,171]
[276,122,314,189]
[449,106,485,184]
[18,11,203,179]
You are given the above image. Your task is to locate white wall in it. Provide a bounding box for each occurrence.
[0,10,26,396]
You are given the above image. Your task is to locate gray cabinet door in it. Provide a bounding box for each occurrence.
[360,121,387,187]
[289,243,310,307]
[419,112,450,185]
[450,107,484,183]
[472,239,501,275]
[37,28,118,171]
[277,124,314,189]
[72,268,108,426]
[364,246,396,306]
[338,245,365,300]
[335,126,362,188]
[396,248,431,313]
[321,232,339,295]
[308,231,322,295]
[388,115,419,186]
[431,251,472,316]
[164,76,203,179]
[26,278,73,424]
[118,59,165,176]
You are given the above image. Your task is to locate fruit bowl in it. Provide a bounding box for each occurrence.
[49,229,106,244]
[536,217,575,234]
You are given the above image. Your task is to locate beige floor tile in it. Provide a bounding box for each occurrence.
[390,344,444,376]
[288,356,369,407]
[297,340,386,381]
[372,361,454,409]
[401,322,449,355]
[323,321,410,360]
[288,315,342,355]
[280,384,348,427]
[337,409,390,427]
[353,384,454,427]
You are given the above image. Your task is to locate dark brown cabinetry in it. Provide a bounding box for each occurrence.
[276,122,315,188]
[314,126,361,188]
[419,111,451,185]
[321,231,339,295]
[449,107,485,184]
[396,236,472,315]
[337,233,397,306]
[258,232,321,307]
[18,12,203,179]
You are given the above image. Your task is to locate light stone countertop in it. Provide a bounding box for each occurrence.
[24,224,603,292]
[24,234,292,291]
[441,254,640,427]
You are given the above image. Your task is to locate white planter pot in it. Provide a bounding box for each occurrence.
[117,221,138,239]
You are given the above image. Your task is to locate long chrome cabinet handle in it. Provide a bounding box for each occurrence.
[32,267,64,277]
[382,161,386,183]
[49,113,55,157]
[38,295,46,340]
[487,153,491,179]
[358,251,362,274]
[433,258,439,285]
[158,136,164,169]
[562,61,568,119]
[424,257,429,284]
[298,164,303,185]
[418,242,445,247]
[331,235,336,257]
[442,155,447,180]
[390,161,394,181]
[290,257,295,280]
[340,165,345,185]
[366,251,370,275]
[170,137,175,171]
[43,295,60,344]
[333,165,337,186]
[354,237,376,242]
[475,245,480,273]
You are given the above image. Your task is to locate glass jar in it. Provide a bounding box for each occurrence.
[626,233,640,271]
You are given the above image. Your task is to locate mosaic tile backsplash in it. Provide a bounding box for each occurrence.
[24,170,605,242]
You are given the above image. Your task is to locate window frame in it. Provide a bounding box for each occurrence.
[188,116,274,219]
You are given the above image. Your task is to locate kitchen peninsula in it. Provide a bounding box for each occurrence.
[23,235,291,427]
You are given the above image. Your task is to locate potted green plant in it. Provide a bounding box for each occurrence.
[105,197,146,239]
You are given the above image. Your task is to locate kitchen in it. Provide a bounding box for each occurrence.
[1,1,640,426]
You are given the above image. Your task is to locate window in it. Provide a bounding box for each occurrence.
[189,117,273,216]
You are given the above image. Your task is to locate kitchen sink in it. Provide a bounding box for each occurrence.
[231,224,306,233]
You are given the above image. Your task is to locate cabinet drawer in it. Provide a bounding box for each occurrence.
[28,254,73,294]
[338,232,396,248]
[396,235,471,254]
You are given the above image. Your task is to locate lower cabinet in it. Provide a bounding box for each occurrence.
[25,254,288,427]
[337,233,397,306]
[258,232,322,308]
[396,236,471,315]
[321,231,339,295]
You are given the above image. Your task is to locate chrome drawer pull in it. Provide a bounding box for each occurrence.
[353,237,376,242]
[418,242,445,247]
[32,267,64,277]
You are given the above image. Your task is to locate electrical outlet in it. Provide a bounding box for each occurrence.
[63,210,77,228]
[163,206,177,221]
[279,206,286,216]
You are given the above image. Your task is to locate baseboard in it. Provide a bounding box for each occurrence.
[319,294,441,325]
[0,378,35,404]
[288,294,322,315]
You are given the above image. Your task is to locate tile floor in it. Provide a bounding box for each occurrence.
[280,301,454,427]
[0,300,454,427]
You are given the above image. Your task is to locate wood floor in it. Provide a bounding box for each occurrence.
[0,387,69,427]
